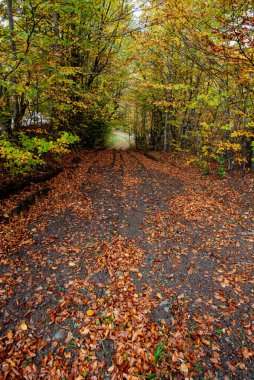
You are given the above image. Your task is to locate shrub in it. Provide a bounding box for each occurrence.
[0,131,79,174]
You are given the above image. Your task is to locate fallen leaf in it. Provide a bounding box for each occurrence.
[242,346,251,359]
[180,362,189,375]
[237,362,247,370]
[108,364,115,372]
[86,309,95,316]
[20,322,28,331]
[80,327,89,335]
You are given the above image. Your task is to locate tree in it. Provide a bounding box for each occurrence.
[122,0,254,169]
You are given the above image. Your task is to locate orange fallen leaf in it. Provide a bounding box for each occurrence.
[242,346,251,359]
[237,362,247,370]
[212,343,220,351]
[86,309,95,316]
[180,362,188,375]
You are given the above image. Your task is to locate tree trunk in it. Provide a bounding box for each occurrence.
[7,0,27,130]
[164,111,169,152]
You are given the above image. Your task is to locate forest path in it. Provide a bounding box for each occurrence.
[107,130,133,150]
[1,150,254,379]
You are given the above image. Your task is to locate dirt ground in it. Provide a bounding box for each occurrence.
[0,150,253,379]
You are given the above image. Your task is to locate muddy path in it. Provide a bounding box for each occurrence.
[1,150,253,379]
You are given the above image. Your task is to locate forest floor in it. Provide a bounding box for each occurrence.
[0,149,254,380]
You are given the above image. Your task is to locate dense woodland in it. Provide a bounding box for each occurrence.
[0,0,253,176]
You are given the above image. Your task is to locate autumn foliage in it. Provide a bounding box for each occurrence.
[0,0,254,174]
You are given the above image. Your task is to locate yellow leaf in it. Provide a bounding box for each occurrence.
[180,362,188,375]
[80,327,89,335]
[69,262,76,267]
[20,322,28,331]
[86,309,95,316]
[108,364,115,372]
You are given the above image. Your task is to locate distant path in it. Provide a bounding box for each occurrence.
[1,150,253,379]
[110,129,133,149]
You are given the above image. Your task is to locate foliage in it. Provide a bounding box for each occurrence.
[0,0,133,160]
[121,0,254,171]
[0,131,79,174]
[0,0,254,173]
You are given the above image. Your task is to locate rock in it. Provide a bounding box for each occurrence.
[159,300,170,307]
[52,329,65,340]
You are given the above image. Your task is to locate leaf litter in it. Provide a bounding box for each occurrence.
[0,149,253,379]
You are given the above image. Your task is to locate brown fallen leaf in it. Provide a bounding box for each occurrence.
[237,362,247,370]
